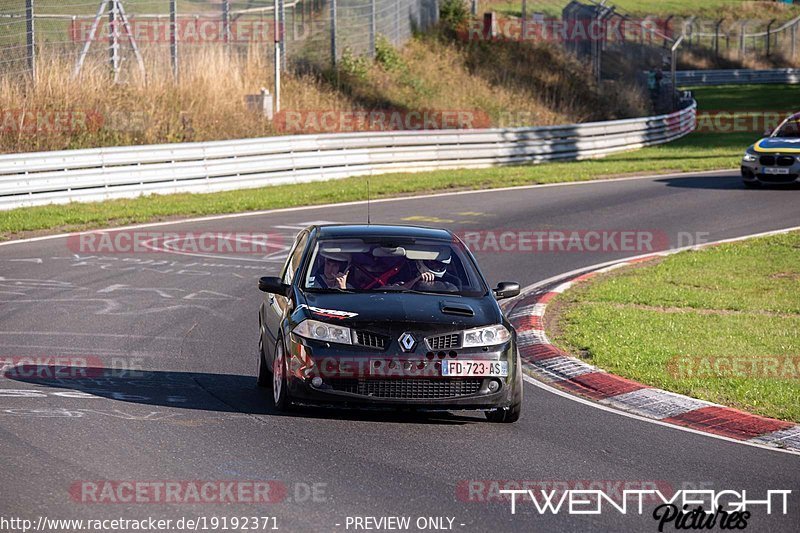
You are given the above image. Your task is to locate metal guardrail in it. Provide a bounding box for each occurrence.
[0,102,696,210]
[674,68,800,86]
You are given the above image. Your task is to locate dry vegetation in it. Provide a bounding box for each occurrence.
[0,29,648,154]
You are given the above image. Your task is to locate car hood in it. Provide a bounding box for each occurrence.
[753,137,800,154]
[299,291,502,330]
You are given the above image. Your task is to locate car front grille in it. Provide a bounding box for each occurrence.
[329,378,482,399]
[355,330,387,349]
[426,333,461,350]
[760,155,797,167]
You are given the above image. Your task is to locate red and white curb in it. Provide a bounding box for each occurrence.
[506,228,800,454]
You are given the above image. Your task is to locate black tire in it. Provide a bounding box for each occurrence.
[256,332,272,388]
[743,180,761,189]
[485,366,523,423]
[272,339,292,411]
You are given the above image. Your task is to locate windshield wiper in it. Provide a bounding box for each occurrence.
[376,286,454,296]
[305,287,355,294]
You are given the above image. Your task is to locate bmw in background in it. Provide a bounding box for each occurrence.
[257,224,523,422]
[741,112,800,187]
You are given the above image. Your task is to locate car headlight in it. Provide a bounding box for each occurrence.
[742,152,757,162]
[462,324,511,347]
[293,319,352,345]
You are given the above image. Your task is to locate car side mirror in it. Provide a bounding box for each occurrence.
[493,282,520,300]
[258,276,290,297]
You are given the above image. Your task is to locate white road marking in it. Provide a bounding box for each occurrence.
[0,169,734,249]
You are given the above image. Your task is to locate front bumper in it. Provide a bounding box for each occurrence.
[284,334,520,410]
[741,156,800,185]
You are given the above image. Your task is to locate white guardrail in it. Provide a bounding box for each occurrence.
[0,102,696,210]
[674,68,800,86]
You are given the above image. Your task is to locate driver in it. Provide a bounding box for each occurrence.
[395,249,459,292]
[313,251,351,289]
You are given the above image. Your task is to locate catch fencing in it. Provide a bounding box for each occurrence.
[1,0,439,84]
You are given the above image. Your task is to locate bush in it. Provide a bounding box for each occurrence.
[375,35,404,71]
[440,0,469,34]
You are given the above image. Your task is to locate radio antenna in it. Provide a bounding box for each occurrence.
[367,179,371,224]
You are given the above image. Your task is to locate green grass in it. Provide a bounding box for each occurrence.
[550,232,800,422]
[0,129,748,239]
[487,0,800,18]
[689,85,800,112]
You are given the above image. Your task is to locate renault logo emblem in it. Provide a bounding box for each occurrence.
[399,332,417,352]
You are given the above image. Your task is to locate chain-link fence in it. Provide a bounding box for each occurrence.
[0,0,440,85]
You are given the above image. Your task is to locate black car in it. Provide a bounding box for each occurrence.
[257,224,523,422]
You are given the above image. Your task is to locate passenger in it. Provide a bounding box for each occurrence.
[313,251,351,289]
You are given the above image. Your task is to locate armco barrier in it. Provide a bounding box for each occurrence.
[674,68,800,86]
[0,102,696,210]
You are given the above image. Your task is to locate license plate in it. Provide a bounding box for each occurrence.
[764,167,790,175]
[441,360,508,377]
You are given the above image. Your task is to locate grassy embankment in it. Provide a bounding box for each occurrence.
[548,232,800,422]
[4,82,797,240]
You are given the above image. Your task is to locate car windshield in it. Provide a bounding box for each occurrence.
[773,118,800,138]
[303,237,487,296]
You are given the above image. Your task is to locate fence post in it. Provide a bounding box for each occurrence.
[739,21,746,58]
[330,0,337,66]
[521,0,527,41]
[792,21,797,60]
[169,0,178,81]
[370,0,376,57]
[222,0,230,46]
[671,35,685,112]
[109,0,120,80]
[714,18,723,57]
[279,0,286,70]
[663,15,673,48]
[274,0,281,112]
[766,19,776,57]
[25,0,35,84]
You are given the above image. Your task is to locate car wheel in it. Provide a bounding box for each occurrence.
[485,367,522,423]
[272,339,292,411]
[743,180,761,188]
[256,332,272,388]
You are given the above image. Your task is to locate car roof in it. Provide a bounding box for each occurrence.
[312,224,454,241]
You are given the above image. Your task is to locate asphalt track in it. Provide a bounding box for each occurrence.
[1,170,799,532]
